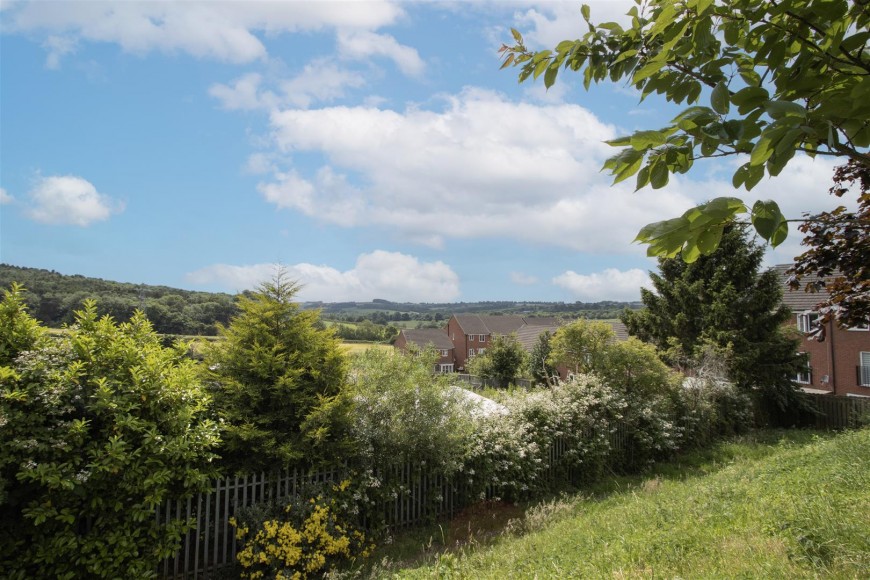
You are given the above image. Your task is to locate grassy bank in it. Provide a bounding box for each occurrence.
[351,428,869,579]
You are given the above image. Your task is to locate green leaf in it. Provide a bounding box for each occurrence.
[649,161,670,189]
[749,136,773,166]
[581,4,591,21]
[632,58,666,85]
[763,100,807,119]
[511,28,523,44]
[751,200,786,243]
[635,165,651,190]
[731,86,769,115]
[544,64,559,88]
[611,151,645,184]
[696,225,725,254]
[605,135,632,147]
[711,81,730,115]
[630,130,668,150]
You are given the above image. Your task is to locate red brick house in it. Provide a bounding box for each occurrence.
[445,314,561,371]
[393,328,456,373]
[775,265,870,397]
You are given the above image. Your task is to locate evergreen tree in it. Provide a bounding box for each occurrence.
[621,226,803,410]
[206,272,348,474]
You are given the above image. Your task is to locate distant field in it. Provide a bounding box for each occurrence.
[341,342,393,355]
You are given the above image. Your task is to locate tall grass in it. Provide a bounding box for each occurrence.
[359,429,869,579]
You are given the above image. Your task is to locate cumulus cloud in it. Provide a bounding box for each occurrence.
[4,1,405,65]
[0,187,13,204]
[336,30,425,76]
[553,268,651,302]
[258,87,697,252]
[186,251,461,302]
[209,61,367,111]
[26,175,122,226]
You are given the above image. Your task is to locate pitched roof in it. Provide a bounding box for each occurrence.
[514,324,561,351]
[608,320,631,341]
[772,264,832,312]
[400,328,454,350]
[453,314,564,336]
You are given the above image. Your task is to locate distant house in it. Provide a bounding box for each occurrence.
[774,265,870,397]
[394,328,456,373]
[445,314,561,371]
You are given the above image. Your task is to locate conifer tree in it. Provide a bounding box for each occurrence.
[622,226,803,410]
[206,271,348,474]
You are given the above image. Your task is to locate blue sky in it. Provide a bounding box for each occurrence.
[0,1,844,303]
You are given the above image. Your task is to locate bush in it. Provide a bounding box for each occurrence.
[231,479,373,579]
[0,295,219,579]
[205,272,348,474]
[332,347,476,527]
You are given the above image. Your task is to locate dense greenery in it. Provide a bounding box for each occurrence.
[0,264,237,336]
[622,226,803,410]
[501,0,870,260]
[205,273,347,474]
[0,275,788,578]
[0,286,219,579]
[466,333,528,387]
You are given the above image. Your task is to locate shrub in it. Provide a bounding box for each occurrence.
[0,297,219,579]
[464,375,628,500]
[334,347,476,526]
[205,271,348,474]
[231,479,373,579]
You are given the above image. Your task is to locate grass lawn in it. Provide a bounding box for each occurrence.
[350,428,869,579]
[341,342,394,355]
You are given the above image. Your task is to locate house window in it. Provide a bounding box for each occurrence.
[849,320,869,331]
[797,312,820,333]
[794,353,811,385]
[468,348,475,358]
[860,352,870,387]
[478,348,486,355]
[439,349,449,356]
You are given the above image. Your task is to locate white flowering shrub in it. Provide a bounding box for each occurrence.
[335,347,476,528]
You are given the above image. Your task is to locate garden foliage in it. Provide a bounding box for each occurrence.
[230,479,373,579]
[0,288,219,579]
[205,271,348,474]
[622,225,804,411]
[466,332,528,387]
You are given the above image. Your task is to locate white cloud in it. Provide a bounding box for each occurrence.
[209,72,275,111]
[510,271,538,285]
[186,251,461,302]
[336,30,425,76]
[0,187,13,204]
[4,1,405,65]
[259,87,696,252]
[553,268,651,302]
[210,61,367,111]
[26,175,122,226]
